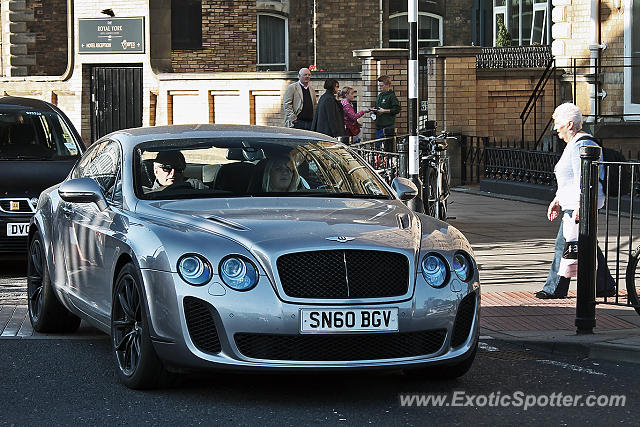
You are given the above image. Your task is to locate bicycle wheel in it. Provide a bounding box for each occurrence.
[625,245,640,315]
[422,168,437,218]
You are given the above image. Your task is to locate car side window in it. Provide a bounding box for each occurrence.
[73,140,122,196]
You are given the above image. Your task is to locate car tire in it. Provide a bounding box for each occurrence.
[405,342,477,380]
[111,263,168,389]
[27,231,81,333]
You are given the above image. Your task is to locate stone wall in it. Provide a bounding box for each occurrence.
[25,0,67,76]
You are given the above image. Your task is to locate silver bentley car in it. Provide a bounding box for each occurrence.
[27,125,480,389]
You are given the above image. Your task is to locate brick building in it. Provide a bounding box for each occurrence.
[0,0,475,143]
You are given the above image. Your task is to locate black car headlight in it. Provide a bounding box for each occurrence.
[219,255,259,291]
[178,254,213,286]
[452,251,474,282]
[421,253,449,288]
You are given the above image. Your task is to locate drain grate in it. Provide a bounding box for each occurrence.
[480,349,544,361]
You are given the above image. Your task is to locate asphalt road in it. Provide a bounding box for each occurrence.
[0,338,634,425]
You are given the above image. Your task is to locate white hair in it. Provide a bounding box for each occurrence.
[553,102,582,130]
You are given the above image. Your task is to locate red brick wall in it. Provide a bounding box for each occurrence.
[171,0,257,72]
[26,0,68,76]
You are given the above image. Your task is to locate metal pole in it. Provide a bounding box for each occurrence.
[407,0,424,213]
[576,145,600,334]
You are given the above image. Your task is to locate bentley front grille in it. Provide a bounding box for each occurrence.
[235,329,446,361]
[183,297,222,354]
[276,250,409,299]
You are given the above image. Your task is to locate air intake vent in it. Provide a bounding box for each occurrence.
[183,297,222,354]
[235,330,446,361]
[451,292,477,348]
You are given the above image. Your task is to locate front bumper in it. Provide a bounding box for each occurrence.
[142,269,480,371]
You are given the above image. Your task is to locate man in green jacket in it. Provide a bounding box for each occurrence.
[373,75,401,140]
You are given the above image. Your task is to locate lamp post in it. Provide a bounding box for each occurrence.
[407,0,424,213]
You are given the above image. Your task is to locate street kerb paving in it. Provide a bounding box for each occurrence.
[2,188,640,364]
[449,187,640,364]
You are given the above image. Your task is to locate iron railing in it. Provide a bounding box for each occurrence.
[350,134,407,185]
[476,45,552,69]
[578,148,640,333]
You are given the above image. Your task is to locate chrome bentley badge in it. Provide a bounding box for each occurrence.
[326,236,355,243]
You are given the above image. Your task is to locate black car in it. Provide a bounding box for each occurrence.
[0,97,85,254]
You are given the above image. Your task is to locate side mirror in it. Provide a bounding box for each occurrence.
[391,177,418,201]
[58,178,108,211]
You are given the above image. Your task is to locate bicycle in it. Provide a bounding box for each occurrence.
[419,132,456,221]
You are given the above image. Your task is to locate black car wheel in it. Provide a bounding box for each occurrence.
[27,231,81,333]
[111,263,167,389]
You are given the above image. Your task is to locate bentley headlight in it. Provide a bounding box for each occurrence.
[453,251,473,282]
[178,254,212,286]
[421,253,449,288]
[219,256,259,291]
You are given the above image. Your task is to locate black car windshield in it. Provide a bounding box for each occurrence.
[0,110,81,160]
[135,138,393,200]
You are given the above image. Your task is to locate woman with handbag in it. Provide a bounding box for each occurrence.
[534,103,617,299]
[339,87,369,144]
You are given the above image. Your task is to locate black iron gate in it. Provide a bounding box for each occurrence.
[90,65,143,142]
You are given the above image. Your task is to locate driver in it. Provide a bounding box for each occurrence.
[146,150,207,192]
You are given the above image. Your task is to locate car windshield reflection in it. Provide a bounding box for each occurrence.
[135,138,393,200]
[0,110,81,160]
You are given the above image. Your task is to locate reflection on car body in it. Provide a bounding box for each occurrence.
[27,124,480,389]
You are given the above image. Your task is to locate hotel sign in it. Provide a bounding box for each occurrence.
[79,17,144,53]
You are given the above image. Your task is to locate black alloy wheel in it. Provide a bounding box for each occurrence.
[112,271,143,377]
[27,231,81,333]
[111,263,167,389]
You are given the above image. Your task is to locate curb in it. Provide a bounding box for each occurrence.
[484,334,640,365]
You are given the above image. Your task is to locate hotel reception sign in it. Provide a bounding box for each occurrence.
[79,17,144,53]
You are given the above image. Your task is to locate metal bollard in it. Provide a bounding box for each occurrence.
[576,145,600,334]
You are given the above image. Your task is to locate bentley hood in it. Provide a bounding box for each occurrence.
[137,197,425,255]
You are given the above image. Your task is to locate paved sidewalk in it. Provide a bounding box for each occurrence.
[449,188,640,364]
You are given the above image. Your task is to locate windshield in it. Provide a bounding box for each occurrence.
[0,110,81,160]
[135,138,393,200]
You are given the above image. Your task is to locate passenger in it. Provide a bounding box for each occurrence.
[146,150,207,192]
[262,155,300,192]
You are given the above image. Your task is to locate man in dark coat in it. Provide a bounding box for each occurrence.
[311,79,345,138]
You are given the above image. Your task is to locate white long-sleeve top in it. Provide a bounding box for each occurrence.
[554,132,605,210]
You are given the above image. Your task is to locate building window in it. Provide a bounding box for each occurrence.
[172,0,202,50]
[492,0,549,46]
[624,0,640,114]
[257,14,288,71]
[388,13,442,49]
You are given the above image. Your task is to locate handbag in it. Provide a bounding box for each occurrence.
[558,212,578,278]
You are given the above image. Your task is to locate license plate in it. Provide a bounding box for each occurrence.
[6,223,29,236]
[300,308,398,333]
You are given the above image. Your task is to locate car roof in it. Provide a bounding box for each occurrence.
[0,96,58,112]
[106,124,338,147]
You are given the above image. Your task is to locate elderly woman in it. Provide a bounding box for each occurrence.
[262,155,300,192]
[534,103,616,299]
[311,78,345,138]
